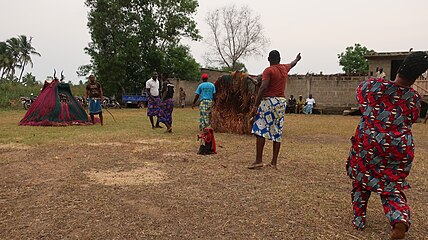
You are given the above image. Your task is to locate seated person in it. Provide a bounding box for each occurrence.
[304,94,316,114]
[287,95,296,113]
[296,95,305,114]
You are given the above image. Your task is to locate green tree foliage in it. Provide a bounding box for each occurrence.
[0,35,40,81]
[338,43,374,74]
[16,36,41,82]
[85,0,201,96]
[22,73,37,86]
[76,64,93,78]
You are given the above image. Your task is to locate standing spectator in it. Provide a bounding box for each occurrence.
[304,94,316,114]
[159,77,174,132]
[192,74,216,130]
[296,95,305,114]
[287,95,296,113]
[179,87,186,108]
[85,74,104,125]
[249,50,301,169]
[146,71,162,129]
[347,51,428,239]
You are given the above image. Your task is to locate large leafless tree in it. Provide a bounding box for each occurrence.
[205,5,269,71]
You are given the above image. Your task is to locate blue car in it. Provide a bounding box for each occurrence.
[122,92,148,108]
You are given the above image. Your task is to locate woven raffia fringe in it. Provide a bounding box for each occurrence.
[212,71,260,134]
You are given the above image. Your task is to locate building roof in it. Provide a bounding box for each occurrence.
[365,50,428,59]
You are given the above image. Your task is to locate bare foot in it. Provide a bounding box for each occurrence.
[391,222,407,239]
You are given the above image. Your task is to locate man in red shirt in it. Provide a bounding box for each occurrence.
[249,50,301,169]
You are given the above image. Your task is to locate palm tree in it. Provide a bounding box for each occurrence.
[5,37,21,80]
[17,35,41,82]
[0,41,9,79]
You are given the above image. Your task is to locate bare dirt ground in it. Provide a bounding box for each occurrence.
[0,109,427,239]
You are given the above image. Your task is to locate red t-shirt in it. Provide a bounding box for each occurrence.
[262,64,291,97]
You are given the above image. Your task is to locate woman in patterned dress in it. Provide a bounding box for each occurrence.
[347,51,428,239]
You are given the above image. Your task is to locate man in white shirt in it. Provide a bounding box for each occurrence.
[146,71,162,128]
[304,94,316,114]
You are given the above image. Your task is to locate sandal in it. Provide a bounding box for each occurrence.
[247,163,264,169]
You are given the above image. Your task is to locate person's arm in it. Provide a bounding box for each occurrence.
[192,94,200,109]
[252,79,269,115]
[289,53,302,69]
[99,84,104,102]
[161,86,167,101]
[252,69,271,115]
[212,84,216,102]
[85,85,89,100]
[192,85,201,109]
[145,81,155,101]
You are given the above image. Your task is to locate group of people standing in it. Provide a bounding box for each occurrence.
[145,71,216,133]
[286,94,316,114]
[248,50,428,240]
[83,49,428,239]
[145,72,175,132]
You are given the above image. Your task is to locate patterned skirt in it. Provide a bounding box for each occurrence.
[199,99,213,130]
[159,98,174,125]
[147,96,161,117]
[252,97,287,142]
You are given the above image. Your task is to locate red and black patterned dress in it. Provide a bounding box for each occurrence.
[347,78,421,229]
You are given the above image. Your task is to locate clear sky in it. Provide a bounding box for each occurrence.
[1,0,427,83]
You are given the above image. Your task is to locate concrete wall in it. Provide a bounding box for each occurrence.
[170,68,227,106]
[172,69,367,113]
[285,75,366,113]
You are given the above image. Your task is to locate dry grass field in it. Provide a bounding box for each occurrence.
[0,108,427,239]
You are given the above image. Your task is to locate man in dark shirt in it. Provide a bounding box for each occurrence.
[85,74,104,125]
[159,76,174,132]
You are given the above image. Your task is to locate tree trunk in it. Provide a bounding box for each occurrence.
[18,65,25,82]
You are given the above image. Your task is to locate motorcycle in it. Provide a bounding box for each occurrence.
[20,94,36,110]
[75,96,88,108]
[102,96,122,109]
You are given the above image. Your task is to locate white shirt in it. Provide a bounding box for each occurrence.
[306,98,316,105]
[145,78,160,97]
[376,71,386,79]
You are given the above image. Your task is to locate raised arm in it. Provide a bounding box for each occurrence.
[289,53,302,69]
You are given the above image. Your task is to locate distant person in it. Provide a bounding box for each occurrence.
[376,67,386,79]
[159,76,174,132]
[296,95,305,114]
[304,94,316,114]
[192,73,216,130]
[179,87,186,108]
[287,95,296,113]
[85,74,104,125]
[347,51,428,239]
[249,50,301,169]
[146,71,162,129]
